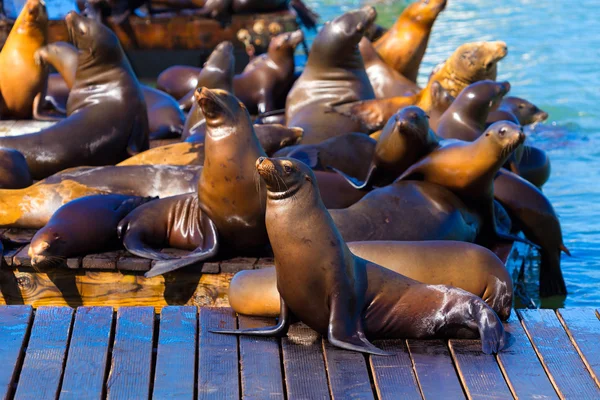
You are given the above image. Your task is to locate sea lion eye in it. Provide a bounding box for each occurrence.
[283,165,292,173]
[499,127,507,136]
[518,103,525,109]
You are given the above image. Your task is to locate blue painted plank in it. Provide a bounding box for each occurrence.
[0,306,33,400]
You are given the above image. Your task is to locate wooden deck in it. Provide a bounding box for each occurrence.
[0,305,597,399]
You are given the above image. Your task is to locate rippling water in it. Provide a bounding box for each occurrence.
[304,0,600,307]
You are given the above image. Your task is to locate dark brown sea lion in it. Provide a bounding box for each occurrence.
[487,96,548,127]
[285,7,377,143]
[157,65,203,105]
[142,86,186,140]
[335,41,508,132]
[494,169,568,296]
[28,194,154,267]
[428,81,455,133]
[397,121,529,247]
[374,0,446,82]
[0,12,149,179]
[517,145,551,188]
[0,0,48,119]
[0,164,201,229]
[334,106,439,190]
[212,157,506,355]
[229,240,513,320]
[359,37,419,99]
[274,132,376,180]
[0,149,32,189]
[34,42,77,114]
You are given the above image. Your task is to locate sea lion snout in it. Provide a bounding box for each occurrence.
[28,240,50,258]
[288,30,304,47]
[359,6,377,26]
[498,81,511,95]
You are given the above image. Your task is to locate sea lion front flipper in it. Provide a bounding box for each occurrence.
[329,164,375,191]
[473,303,506,354]
[144,216,219,278]
[332,100,386,132]
[211,298,291,337]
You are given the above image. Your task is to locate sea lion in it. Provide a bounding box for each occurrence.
[35,41,184,140]
[0,164,201,229]
[28,194,154,267]
[285,7,377,143]
[487,96,548,127]
[229,240,513,320]
[494,169,568,296]
[274,132,376,180]
[212,157,506,355]
[374,0,446,82]
[334,106,439,190]
[117,142,205,166]
[157,65,203,105]
[0,149,33,189]
[428,81,455,133]
[335,41,508,132]
[517,145,550,188]
[359,37,419,99]
[0,0,48,119]
[0,12,149,179]
[397,121,529,247]
[232,0,286,13]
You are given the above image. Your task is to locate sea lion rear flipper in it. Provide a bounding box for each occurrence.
[211,298,291,337]
[495,231,540,249]
[329,165,374,191]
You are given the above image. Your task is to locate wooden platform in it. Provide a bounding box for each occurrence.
[0,305,597,399]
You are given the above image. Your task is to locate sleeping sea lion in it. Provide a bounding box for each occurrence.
[374,0,446,82]
[28,194,154,267]
[334,106,439,190]
[0,12,149,179]
[397,121,529,247]
[212,157,506,355]
[285,7,377,143]
[0,0,48,119]
[229,240,513,320]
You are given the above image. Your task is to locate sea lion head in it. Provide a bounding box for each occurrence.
[28,227,67,269]
[430,81,455,111]
[458,80,511,115]
[195,87,250,135]
[404,0,447,25]
[17,0,48,31]
[279,127,304,148]
[448,41,508,84]
[483,121,526,160]
[257,157,316,200]
[502,97,548,125]
[65,11,121,65]
[196,41,235,92]
[269,29,304,55]
[387,106,431,141]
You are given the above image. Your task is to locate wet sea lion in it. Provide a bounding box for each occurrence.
[334,106,439,190]
[274,132,376,180]
[487,96,548,127]
[335,41,508,132]
[229,240,513,320]
[0,149,33,189]
[117,142,205,166]
[157,65,203,105]
[359,37,418,98]
[397,121,528,247]
[0,12,149,179]
[285,7,377,143]
[518,145,551,188]
[0,164,201,229]
[494,169,568,296]
[28,194,154,267]
[0,0,48,119]
[142,86,186,140]
[374,0,446,82]
[428,81,455,133]
[212,157,506,355]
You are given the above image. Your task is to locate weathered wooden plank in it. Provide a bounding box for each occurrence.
[3,245,23,267]
[220,257,258,273]
[407,339,465,400]
[13,245,32,268]
[238,316,284,400]
[0,306,33,400]
[281,323,329,400]
[496,313,558,399]
[82,251,119,270]
[255,257,275,269]
[14,306,74,400]
[323,340,374,400]
[198,307,239,400]
[448,340,512,400]
[519,309,600,398]
[116,251,152,272]
[153,306,197,400]
[556,308,600,387]
[106,307,155,400]
[368,340,421,400]
[60,307,113,400]
[65,258,82,269]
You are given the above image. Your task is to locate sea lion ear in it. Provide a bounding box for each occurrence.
[356,22,364,32]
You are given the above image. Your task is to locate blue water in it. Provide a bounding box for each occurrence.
[304,0,600,307]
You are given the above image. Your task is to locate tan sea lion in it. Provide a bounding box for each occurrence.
[494,169,568,296]
[335,41,508,132]
[397,121,530,247]
[0,149,33,189]
[229,240,513,320]
[374,0,447,82]
[359,37,419,98]
[212,157,506,355]
[334,106,439,190]
[28,194,154,267]
[0,0,48,119]
[285,7,377,143]
[0,12,149,179]
[0,164,202,229]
